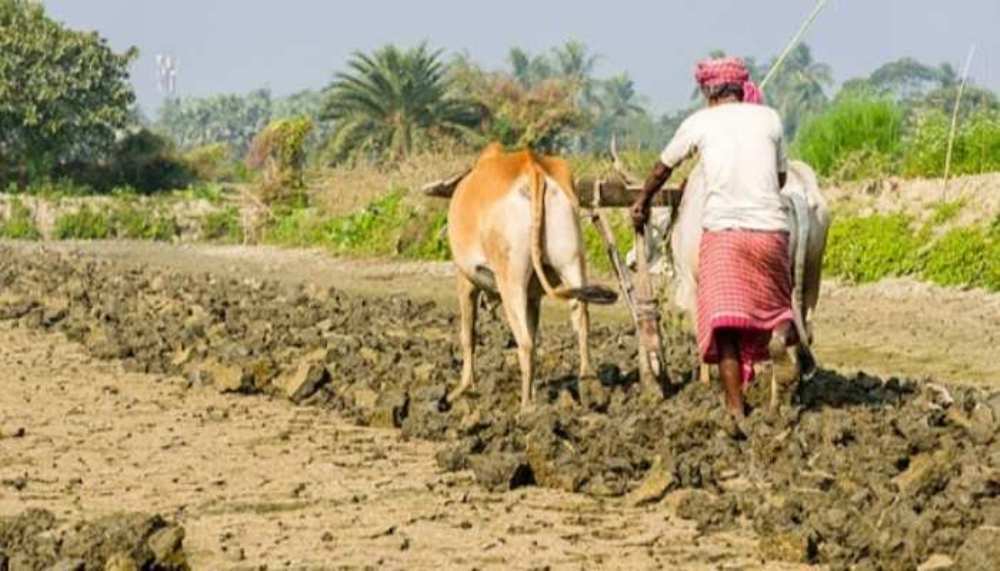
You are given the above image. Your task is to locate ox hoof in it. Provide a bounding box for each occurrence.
[445,384,475,408]
[516,402,538,420]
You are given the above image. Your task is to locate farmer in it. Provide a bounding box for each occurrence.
[630,57,794,421]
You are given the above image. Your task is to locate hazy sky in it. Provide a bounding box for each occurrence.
[46,1,1000,115]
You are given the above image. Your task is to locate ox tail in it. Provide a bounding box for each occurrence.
[529,166,617,306]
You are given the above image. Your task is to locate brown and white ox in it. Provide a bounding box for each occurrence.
[669,159,831,406]
[447,143,616,411]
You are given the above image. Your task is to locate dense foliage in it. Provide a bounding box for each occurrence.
[0,0,137,187]
[156,89,273,155]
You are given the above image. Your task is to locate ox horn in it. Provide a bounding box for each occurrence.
[610,135,640,185]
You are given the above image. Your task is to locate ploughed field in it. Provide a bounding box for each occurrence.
[0,242,998,570]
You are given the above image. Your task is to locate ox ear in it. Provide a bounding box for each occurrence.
[610,135,640,185]
[420,169,470,199]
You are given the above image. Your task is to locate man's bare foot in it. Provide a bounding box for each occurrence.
[721,408,749,439]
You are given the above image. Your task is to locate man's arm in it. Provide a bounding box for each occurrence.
[630,161,673,231]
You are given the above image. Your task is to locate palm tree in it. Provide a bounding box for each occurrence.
[765,44,833,138]
[598,73,645,120]
[322,43,482,164]
[590,73,648,151]
[507,47,554,89]
[552,41,601,107]
[552,40,599,81]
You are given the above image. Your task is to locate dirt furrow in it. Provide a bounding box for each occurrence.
[0,244,998,569]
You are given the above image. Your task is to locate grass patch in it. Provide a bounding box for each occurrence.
[175,182,226,205]
[265,207,337,247]
[54,203,179,241]
[824,213,922,283]
[923,226,1000,290]
[928,199,966,226]
[0,199,41,240]
[399,208,450,261]
[53,206,113,240]
[825,211,1000,291]
[200,207,244,243]
[111,203,180,241]
[793,95,904,180]
[325,190,408,255]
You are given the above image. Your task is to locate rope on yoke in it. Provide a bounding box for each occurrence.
[635,298,660,322]
[591,178,603,209]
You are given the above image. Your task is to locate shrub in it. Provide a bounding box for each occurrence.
[399,208,450,261]
[325,189,408,255]
[902,109,1000,178]
[107,129,194,193]
[200,207,244,243]
[824,213,922,282]
[53,206,113,240]
[183,143,236,182]
[53,202,179,241]
[264,207,333,247]
[246,117,314,204]
[110,203,179,241]
[923,227,1000,291]
[793,95,904,179]
[0,198,41,239]
[180,183,225,204]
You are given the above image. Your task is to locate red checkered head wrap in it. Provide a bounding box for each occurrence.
[694,57,764,104]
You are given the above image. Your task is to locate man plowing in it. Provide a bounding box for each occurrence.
[630,57,797,422]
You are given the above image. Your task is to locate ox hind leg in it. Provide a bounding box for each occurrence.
[496,274,540,412]
[549,258,594,380]
[447,273,481,404]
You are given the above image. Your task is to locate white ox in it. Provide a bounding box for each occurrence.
[669,160,831,404]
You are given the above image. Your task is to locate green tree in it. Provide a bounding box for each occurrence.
[918,84,999,120]
[156,89,273,154]
[868,57,949,99]
[765,44,833,138]
[842,58,961,103]
[322,43,482,164]
[0,0,138,186]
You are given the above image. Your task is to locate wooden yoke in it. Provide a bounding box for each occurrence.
[422,175,682,208]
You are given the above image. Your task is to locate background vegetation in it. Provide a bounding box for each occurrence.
[1,0,998,292]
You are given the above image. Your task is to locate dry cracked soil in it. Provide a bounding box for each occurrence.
[0,241,998,571]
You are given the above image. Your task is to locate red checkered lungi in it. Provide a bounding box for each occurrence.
[697,230,795,386]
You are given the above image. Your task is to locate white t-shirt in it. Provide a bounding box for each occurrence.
[660,103,789,232]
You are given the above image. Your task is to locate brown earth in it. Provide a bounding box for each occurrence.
[0,308,778,570]
[28,240,999,386]
[0,241,998,570]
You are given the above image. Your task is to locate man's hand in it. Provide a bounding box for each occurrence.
[631,194,652,231]
[631,161,673,231]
